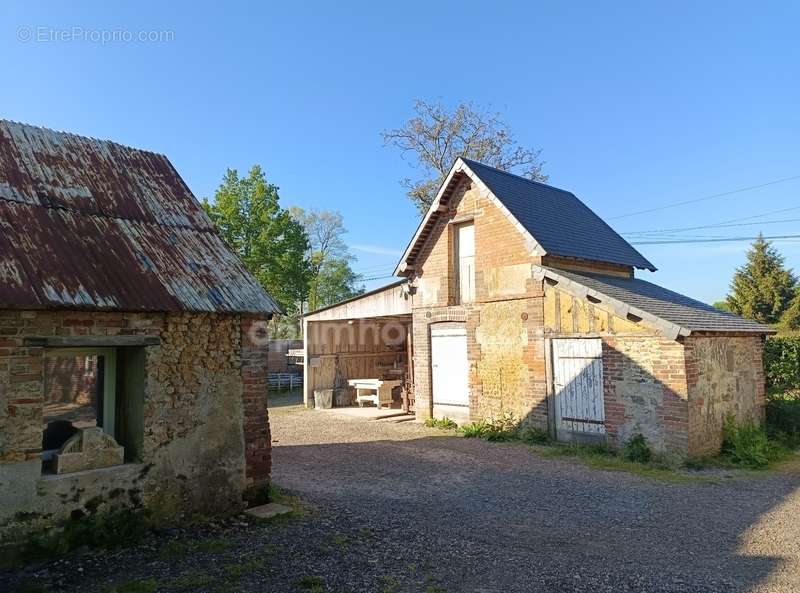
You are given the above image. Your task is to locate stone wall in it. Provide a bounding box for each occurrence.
[685,335,766,456]
[0,309,270,540]
[602,336,689,454]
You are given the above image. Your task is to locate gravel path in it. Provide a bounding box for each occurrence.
[4,401,800,593]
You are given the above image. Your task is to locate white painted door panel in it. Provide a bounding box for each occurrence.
[552,338,605,437]
[431,327,468,407]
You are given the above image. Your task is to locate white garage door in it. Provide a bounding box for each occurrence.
[431,325,469,408]
[552,338,605,439]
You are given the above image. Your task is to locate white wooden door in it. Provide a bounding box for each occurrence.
[552,339,605,438]
[431,326,469,408]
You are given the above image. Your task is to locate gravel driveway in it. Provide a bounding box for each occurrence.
[4,400,800,593]
[270,403,800,593]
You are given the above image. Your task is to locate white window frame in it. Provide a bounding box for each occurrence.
[455,222,475,304]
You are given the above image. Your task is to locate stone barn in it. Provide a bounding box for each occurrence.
[304,158,773,457]
[0,120,279,540]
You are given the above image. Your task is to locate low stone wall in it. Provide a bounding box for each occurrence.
[0,310,270,540]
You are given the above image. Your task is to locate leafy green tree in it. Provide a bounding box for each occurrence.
[713,301,732,312]
[290,207,364,311]
[726,235,796,324]
[203,166,310,314]
[382,99,547,214]
[781,290,800,331]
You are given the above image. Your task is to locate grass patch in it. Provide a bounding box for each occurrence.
[158,537,229,560]
[167,573,216,590]
[295,575,325,592]
[22,508,150,562]
[108,580,157,593]
[537,441,712,483]
[263,542,284,555]
[224,558,265,579]
[379,575,400,593]
[12,585,51,593]
[424,417,458,430]
[266,483,304,516]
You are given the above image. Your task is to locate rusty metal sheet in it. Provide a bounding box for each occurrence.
[0,121,280,314]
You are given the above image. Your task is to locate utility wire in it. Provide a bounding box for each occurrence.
[630,233,800,245]
[623,217,800,236]
[608,175,800,220]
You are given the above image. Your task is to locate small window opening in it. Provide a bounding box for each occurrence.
[42,347,145,475]
[454,222,475,304]
[626,313,643,323]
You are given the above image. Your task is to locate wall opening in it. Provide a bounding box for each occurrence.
[41,346,145,474]
[454,222,475,304]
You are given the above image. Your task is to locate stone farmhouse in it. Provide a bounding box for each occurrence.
[303,157,772,457]
[0,120,279,540]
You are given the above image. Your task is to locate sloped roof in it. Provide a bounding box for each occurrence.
[536,266,773,337]
[395,158,656,275]
[0,120,280,314]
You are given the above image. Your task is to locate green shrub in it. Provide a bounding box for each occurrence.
[424,417,458,430]
[458,422,487,438]
[458,412,519,441]
[766,393,800,449]
[721,415,781,469]
[518,426,551,445]
[622,433,652,463]
[764,337,800,394]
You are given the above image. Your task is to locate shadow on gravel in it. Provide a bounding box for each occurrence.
[273,434,800,592]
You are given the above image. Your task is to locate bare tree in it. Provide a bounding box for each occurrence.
[382,100,547,214]
[289,207,363,311]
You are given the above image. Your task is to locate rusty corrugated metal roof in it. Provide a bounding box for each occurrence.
[0,120,280,314]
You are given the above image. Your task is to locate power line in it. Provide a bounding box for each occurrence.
[630,233,800,246]
[608,174,800,220]
[623,217,800,236]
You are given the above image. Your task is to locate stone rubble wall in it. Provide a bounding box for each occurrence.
[685,335,766,457]
[0,310,270,539]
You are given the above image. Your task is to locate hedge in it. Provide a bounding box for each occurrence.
[764,337,800,394]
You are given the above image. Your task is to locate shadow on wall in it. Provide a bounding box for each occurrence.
[272,433,800,592]
[513,338,761,457]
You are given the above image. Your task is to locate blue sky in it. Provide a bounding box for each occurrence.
[2,1,798,303]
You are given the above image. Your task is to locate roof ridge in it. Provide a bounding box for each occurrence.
[460,157,574,196]
[0,118,170,159]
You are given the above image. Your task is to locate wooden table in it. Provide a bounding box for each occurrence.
[348,379,402,409]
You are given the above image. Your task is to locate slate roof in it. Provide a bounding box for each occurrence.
[461,159,656,271]
[0,120,280,314]
[540,266,773,335]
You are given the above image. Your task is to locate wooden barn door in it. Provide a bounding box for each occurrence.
[552,338,605,442]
